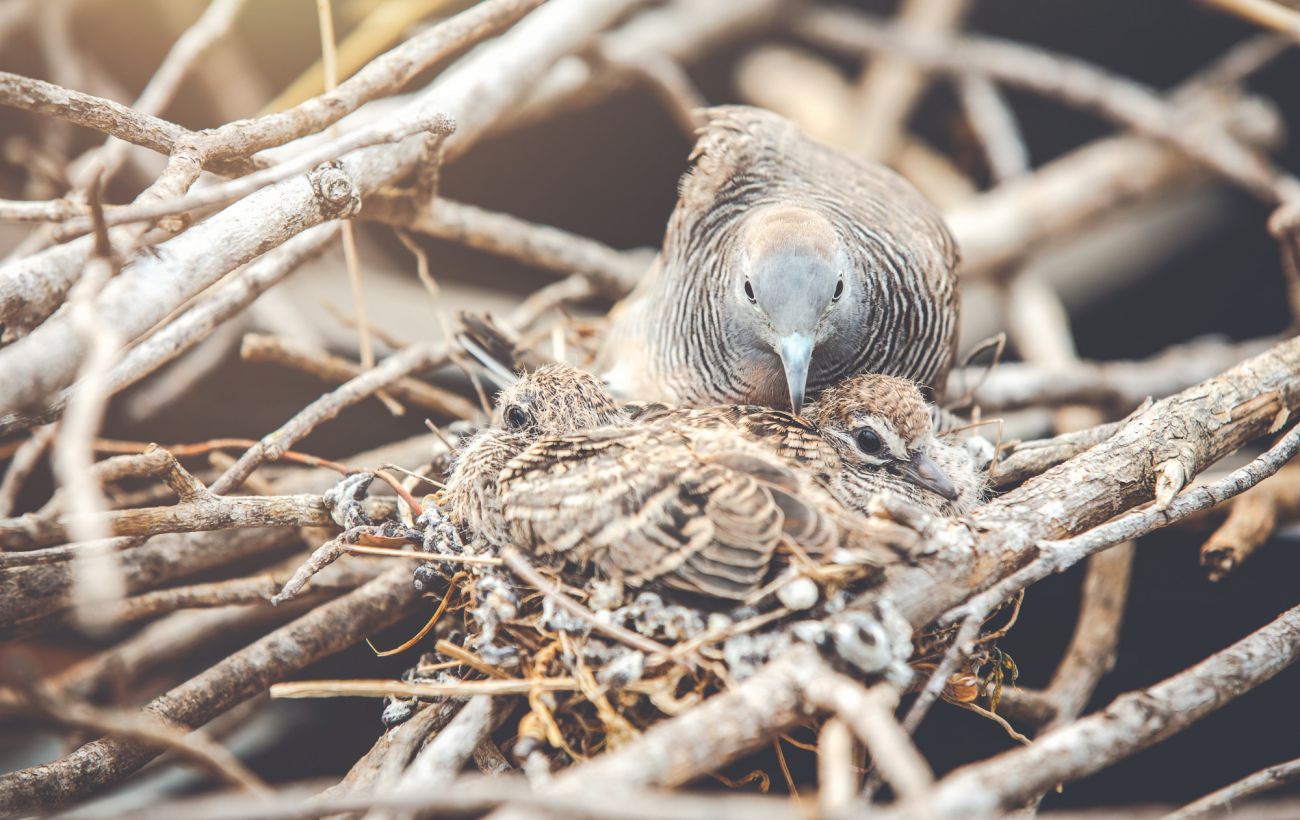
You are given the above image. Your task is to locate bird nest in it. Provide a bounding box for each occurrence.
[304,439,1021,771]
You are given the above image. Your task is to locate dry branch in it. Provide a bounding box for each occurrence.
[0,566,418,812]
[951,336,1277,412]
[798,7,1300,203]
[0,684,268,795]
[843,0,971,161]
[0,0,642,400]
[1170,756,1300,818]
[1201,463,1300,580]
[240,332,479,421]
[925,603,1300,816]
[69,0,251,189]
[364,195,653,298]
[0,433,438,628]
[0,71,191,159]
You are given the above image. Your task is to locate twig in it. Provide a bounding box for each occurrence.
[586,44,705,139]
[842,0,971,161]
[492,644,819,815]
[71,0,251,189]
[0,490,359,555]
[4,555,384,638]
[958,75,1030,181]
[240,332,479,420]
[62,112,456,234]
[0,71,192,159]
[951,336,1277,412]
[385,695,498,796]
[364,195,652,300]
[926,602,1300,816]
[901,613,982,735]
[0,423,57,516]
[209,341,454,494]
[0,683,269,795]
[0,566,419,812]
[55,178,125,630]
[314,0,395,417]
[948,423,1300,630]
[988,413,1136,488]
[0,0,542,335]
[1201,0,1300,42]
[499,546,676,662]
[817,718,855,816]
[74,774,809,820]
[803,674,935,806]
[1201,463,1300,580]
[322,702,458,797]
[271,677,652,699]
[798,7,1300,203]
[0,434,439,627]
[1168,756,1300,819]
[0,0,639,403]
[501,0,787,133]
[1039,542,1134,732]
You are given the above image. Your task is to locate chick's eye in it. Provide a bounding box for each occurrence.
[504,405,531,430]
[856,428,882,455]
[832,278,844,301]
[743,280,757,303]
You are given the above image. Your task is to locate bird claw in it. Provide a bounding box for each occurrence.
[416,506,464,555]
[323,472,376,529]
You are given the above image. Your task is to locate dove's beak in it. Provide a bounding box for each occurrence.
[777,333,814,415]
[898,450,960,501]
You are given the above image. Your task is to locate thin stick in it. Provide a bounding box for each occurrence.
[0,685,270,795]
[1168,756,1300,818]
[499,546,677,662]
[1201,0,1300,42]
[367,574,461,657]
[54,176,125,630]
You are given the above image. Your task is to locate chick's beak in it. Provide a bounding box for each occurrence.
[899,450,960,501]
[777,333,814,415]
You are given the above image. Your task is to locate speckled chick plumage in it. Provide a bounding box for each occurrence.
[443,364,627,545]
[597,105,959,412]
[629,373,983,516]
[807,375,984,516]
[442,364,874,601]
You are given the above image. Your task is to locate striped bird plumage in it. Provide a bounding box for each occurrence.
[441,365,980,602]
[598,105,959,413]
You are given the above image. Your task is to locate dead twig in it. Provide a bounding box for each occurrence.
[1168,755,1300,818]
[1201,463,1300,580]
[240,332,479,421]
[0,566,419,812]
[926,602,1300,816]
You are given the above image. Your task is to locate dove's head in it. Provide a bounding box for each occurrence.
[493,364,625,437]
[807,374,959,503]
[733,205,864,414]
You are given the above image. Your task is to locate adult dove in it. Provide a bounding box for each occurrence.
[597,105,959,413]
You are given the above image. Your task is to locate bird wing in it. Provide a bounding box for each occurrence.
[499,427,832,600]
[624,404,840,477]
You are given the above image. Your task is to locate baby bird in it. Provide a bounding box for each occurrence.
[442,364,627,547]
[498,424,847,601]
[807,375,984,516]
[630,374,983,517]
[441,363,869,601]
[598,105,959,413]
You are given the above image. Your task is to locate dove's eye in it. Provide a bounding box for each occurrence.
[855,428,883,455]
[503,405,532,430]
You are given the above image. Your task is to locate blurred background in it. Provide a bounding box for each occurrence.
[2,0,1298,812]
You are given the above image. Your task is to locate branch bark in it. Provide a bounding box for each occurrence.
[0,565,418,813]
